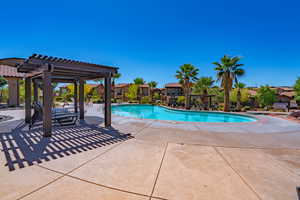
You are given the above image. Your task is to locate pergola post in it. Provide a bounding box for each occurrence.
[79,79,84,120]
[43,71,52,137]
[25,77,32,123]
[104,74,112,127]
[33,80,38,103]
[74,81,78,113]
[7,77,20,107]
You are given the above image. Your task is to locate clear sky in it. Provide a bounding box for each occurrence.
[0,0,299,87]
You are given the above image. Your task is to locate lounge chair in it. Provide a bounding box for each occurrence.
[29,102,79,129]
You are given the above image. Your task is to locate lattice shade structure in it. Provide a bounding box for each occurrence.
[0,54,118,136]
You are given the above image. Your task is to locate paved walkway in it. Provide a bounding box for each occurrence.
[0,106,300,200]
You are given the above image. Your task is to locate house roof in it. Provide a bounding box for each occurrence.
[0,65,25,78]
[165,83,182,88]
[139,84,149,88]
[248,90,257,97]
[114,83,130,88]
[279,91,295,98]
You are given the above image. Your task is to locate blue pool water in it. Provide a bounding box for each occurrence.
[112,105,257,123]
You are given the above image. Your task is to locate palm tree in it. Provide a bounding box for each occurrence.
[133,78,145,85]
[213,55,245,112]
[112,73,121,99]
[175,64,199,109]
[148,81,158,102]
[193,77,214,109]
[112,73,121,86]
[133,78,145,103]
[235,82,246,111]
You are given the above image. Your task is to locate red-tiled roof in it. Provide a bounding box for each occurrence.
[115,83,130,88]
[0,65,25,78]
[248,90,257,96]
[165,83,182,88]
[139,84,149,88]
[279,91,295,98]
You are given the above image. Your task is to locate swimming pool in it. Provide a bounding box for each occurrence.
[112,104,257,123]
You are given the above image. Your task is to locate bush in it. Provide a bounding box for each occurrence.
[241,106,250,112]
[218,103,224,111]
[256,86,277,108]
[92,99,103,104]
[141,96,151,104]
[176,96,185,105]
[126,84,138,101]
[153,92,161,101]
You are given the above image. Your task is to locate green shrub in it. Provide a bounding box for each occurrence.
[241,106,250,112]
[141,96,151,104]
[153,92,161,101]
[176,96,185,105]
[126,84,138,101]
[256,86,277,108]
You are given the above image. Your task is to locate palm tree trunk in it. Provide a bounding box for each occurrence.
[224,82,230,112]
[150,88,153,103]
[185,85,190,110]
[237,89,241,111]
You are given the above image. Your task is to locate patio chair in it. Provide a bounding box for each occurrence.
[29,102,79,129]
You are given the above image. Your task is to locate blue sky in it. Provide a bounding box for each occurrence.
[0,0,299,87]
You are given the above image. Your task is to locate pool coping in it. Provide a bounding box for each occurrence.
[111,104,268,126]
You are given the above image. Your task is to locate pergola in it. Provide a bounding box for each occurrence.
[0,54,118,137]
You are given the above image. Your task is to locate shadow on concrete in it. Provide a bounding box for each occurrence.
[0,116,133,171]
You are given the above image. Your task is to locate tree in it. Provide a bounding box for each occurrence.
[112,73,121,85]
[133,78,145,85]
[67,84,92,102]
[133,78,145,103]
[294,77,300,103]
[126,84,138,101]
[193,77,214,109]
[256,85,277,109]
[0,76,7,102]
[175,64,199,109]
[148,81,158,102]
[234,82,246,111]
[213,55,245,112]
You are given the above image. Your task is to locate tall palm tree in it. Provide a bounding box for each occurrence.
[112,73,121,99]
[213,55,245,112]
[133,78,145,103]
[193,77,214,109]
[235,82,246,111]
[112,73,121,86]
[175,64,199,109]
[148,81,158,102]
[133,77,145,85]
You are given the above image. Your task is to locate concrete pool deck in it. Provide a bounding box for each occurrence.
[0,105,300,200]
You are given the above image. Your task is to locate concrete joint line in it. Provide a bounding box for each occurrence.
[21,139,125,199]
[213,147,263,200]
[149,142,169,200]
[134,120,157,137]
[253,149,300,178]
[17,174,65,200]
